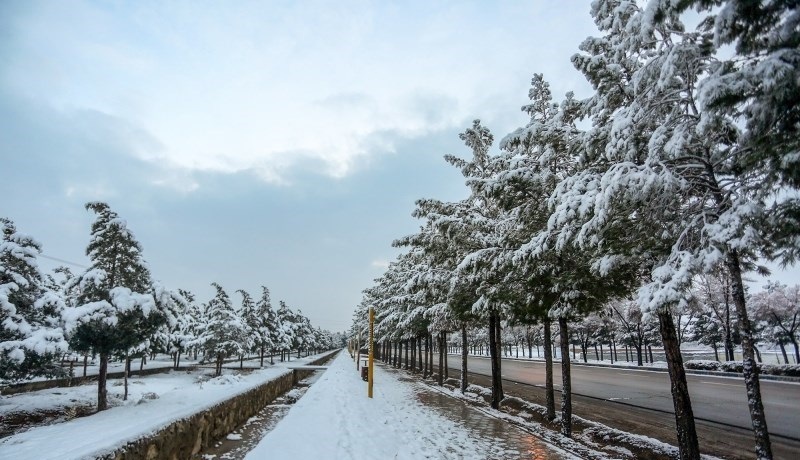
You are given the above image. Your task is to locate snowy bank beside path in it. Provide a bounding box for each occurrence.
[0,355,325,459]
[246,351,572,460]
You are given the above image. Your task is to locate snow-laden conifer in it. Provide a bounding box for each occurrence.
[0,218,67,382]
[63,202,163,410]
[200,283,247,376]
[252,286,277,366]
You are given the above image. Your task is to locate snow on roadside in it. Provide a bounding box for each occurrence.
[0,356,323,459]
[245,351,574,460]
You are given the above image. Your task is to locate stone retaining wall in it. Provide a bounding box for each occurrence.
[101,350,339,460]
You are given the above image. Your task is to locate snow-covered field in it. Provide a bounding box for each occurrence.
[0,355,323,459]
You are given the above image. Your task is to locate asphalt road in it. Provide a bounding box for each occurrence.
[448,355,800,455]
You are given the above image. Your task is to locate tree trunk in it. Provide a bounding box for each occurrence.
[461,325,469,392]
[488,311,504,409]
[83,354,88,377]
[260,347,264,367]
[725,299,735,362]
[559,317,572,436]
[659,310,700,460]
[428,333,435,379]
[779,342,789,364]
[726,249,772,459]
[424,335,429,377]
[419,335,424,374]
[411,337,416,372]
[543,317,555,420]
[444,334,449,379]
[97,353,108,411]
[123,354,130,401]
[438,332,444,385]
[405,339,410,369]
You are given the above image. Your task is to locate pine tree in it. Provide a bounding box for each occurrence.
[264,289,280,365]
[252,286,276,367]
[235,289,257,368]
[201,283,246,376]
[0,218,67,382]
[63,202,163,411]
[276,301,296,361]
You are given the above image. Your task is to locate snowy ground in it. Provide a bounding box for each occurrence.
[245,351,575,460]
[0,355,322,459]
[1,349,733,460]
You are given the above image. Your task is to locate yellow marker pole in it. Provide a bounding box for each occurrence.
[368,306,375,398]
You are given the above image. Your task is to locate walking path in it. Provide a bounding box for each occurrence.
[244,351,576,460]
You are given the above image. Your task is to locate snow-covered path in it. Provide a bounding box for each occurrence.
[245,351,572,460]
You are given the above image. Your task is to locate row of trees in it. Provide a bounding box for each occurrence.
[449,276,799,367]
[1,203,341,411]
[424,275,798,367]
[353,2,797,459]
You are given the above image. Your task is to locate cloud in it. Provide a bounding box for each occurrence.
[370,259,390,269]
[0,1,599,185]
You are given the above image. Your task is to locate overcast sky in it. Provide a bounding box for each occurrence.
[1,1,794,332]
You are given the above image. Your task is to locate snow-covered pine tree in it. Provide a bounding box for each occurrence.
[235,289,257,368]
[445,120,508,408]
[276,301,295,361]
[693,4,800,453]
[253,286,276,367]
[696,0,800,265]
[293,311,313,358]
[63,202,163,411]
[494,74,575,421]
[201,283,246,376]
[0,218,67,382]
[565,2,791,455]
[167,289,196,369]
[492,72,639,435]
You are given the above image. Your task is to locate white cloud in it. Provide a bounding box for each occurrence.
[2,1,598,185]
[370,259,390,269]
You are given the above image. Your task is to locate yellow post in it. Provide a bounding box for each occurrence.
[368,306,375,398]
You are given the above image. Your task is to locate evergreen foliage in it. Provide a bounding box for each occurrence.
[0,218,67,382]
[63,202,165,410]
